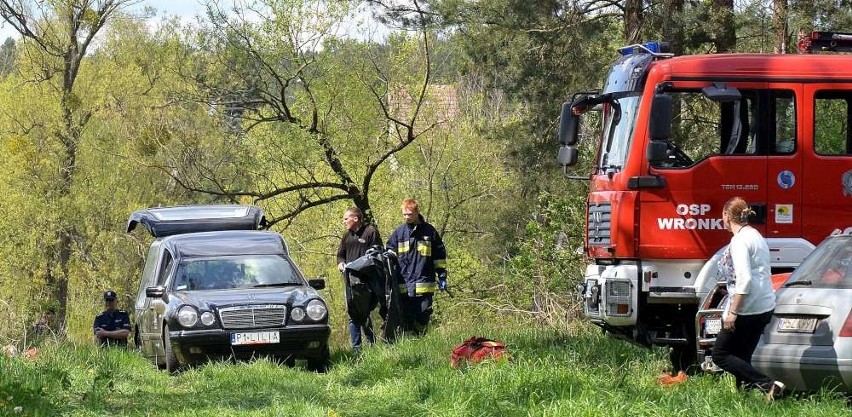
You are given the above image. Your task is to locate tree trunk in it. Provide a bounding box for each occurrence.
[772,0,789,53]
[624,0,643,44]
[351,193,375,227]
[711,0,736,53]
[662,0,685,55]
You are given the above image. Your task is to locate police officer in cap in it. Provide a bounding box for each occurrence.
[93,290,131,347]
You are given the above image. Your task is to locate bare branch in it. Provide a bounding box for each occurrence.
[265,194,352,227]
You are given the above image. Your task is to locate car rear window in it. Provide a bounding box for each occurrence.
[785,237,852,288]
[173,255,302,290]
[151,206,251,221]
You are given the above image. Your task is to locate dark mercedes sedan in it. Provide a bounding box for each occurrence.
[128,205,331,373]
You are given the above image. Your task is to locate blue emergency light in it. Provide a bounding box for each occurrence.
[618,41,671,56]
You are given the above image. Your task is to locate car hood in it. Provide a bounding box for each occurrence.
[171,287,319,309]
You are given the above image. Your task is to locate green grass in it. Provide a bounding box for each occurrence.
[1,316,849,416]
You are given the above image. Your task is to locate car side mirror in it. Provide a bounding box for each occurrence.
[308,279,326,290]
[558,145,578,167]
[145,285,166,298]
[558,101,579,146]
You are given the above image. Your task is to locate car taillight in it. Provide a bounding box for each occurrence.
[839,307,852,337]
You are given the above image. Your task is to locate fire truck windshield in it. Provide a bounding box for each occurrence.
[598,95,641,173]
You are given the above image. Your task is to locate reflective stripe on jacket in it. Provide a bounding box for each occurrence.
[387,219,446,296]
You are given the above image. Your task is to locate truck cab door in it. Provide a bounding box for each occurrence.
[641,85,777,261]
[800,84,852,244]
[764,88,805,267]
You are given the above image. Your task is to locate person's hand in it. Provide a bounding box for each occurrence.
[438,272,448,291]
[337,262,346,272]
[724,311,736,331]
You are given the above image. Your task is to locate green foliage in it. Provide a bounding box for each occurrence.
[500,191,587,301]
[0,9,227,343]
[814,94,851,155]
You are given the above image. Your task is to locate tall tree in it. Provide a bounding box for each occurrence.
[771,0,788,53]
[660,0,685,55]
[163,0,438,228]
[0,0,135,329]
[382,0,621,254]
[709,0,736,52]
[0,37,15,75]
[624,0,643,44]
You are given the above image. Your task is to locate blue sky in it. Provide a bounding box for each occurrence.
[0,1,385,43]
[0,0,206,41]
[145,0,205,16]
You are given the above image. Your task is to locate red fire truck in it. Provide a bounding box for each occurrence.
[558,32,852,370]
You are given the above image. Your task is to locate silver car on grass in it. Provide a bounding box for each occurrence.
[752,233,852,393]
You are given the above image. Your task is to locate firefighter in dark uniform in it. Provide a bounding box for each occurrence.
[93,290,131,347]
[386,198,447,335]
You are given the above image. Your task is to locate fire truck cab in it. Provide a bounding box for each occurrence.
[559,32,852,370]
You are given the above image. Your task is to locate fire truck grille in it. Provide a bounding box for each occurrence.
[587,202,612,245]
[219,305,287,329]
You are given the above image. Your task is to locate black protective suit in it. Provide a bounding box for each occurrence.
[344,247,403,343]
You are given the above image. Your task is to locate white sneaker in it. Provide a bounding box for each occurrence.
[700,357,723,373]
[766,380,786,402]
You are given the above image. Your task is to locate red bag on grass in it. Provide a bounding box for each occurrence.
[450,337,507,367]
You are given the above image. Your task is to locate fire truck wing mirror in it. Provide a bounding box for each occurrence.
[558,145,578,167]
[647,141,668,165]
[701,83,741,102]
[558,101,579,145]
[649,94,672,140]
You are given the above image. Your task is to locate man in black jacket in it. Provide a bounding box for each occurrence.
[337,207,382,352]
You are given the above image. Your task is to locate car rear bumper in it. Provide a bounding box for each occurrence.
[168,324,331,364]
[752,344,852,392]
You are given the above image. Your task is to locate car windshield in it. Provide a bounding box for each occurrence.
[785,236,852,289]
[172,255,303,290]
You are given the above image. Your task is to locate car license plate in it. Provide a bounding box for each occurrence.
[777,317,817,333]
[705,318,721,336]
[231,331,280,345]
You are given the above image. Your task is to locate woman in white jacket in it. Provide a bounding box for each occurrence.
[712,196,785,401]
